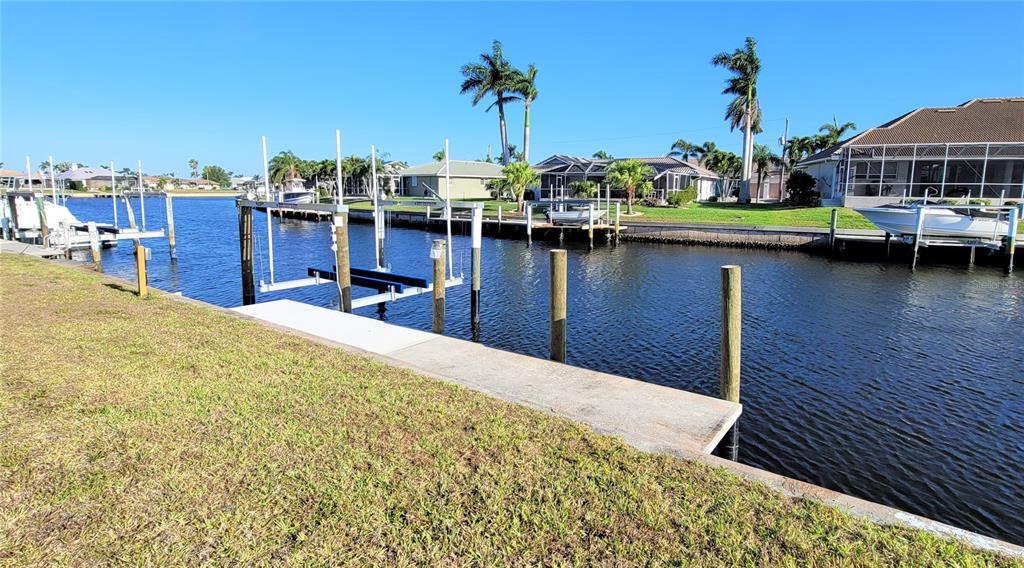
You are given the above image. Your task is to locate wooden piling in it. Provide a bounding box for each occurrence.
[526,204,533,245]
[720,265,741,403]
[4,194,18,241]
[237,203,256,306]
[828,208,838,254]
[135,243,149,297]
[165,193,177,260]
[614,202,621,245]
[34,194,49,245]
[550,249,567,363]
[431,239,446,334]
[333,211,352,313]
[911,207,926,271]
[87,221,101,271]
[1007,206,1019,274]
[470,207,482,327]
[587,203,594,250]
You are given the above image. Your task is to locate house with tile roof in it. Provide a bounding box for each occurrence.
[400,160,504,199]
[532,155,726,202]
[797,98,1024,206]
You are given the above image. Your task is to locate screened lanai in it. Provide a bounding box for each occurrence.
[839,142,1024,203]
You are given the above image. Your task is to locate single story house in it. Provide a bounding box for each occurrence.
[532,155,725,201]
[56,167,127,190]
[400,160,503,199]
[797,97,1024,206]
[0,169,48,190]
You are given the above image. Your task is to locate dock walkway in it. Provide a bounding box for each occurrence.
[233,299,741,455]
[0,238,64,258]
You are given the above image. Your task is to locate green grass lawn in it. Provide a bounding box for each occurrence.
[349,198,880,229]
[1,255,1015,565]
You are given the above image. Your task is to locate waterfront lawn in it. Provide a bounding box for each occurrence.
[0,255,1015,565]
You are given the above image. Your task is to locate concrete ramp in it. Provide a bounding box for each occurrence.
[233,299,741,455]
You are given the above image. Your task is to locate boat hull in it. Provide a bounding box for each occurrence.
[855,207,1009,239]
[546,210,607,225]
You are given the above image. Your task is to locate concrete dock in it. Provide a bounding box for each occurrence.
[0,238,64,258]
[233,299,741,455]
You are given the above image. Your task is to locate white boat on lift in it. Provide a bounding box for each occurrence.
[855,204,1009,240]
[278,177,315,205]
[545,205,607,225]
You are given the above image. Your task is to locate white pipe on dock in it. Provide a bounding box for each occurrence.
[335,129,342,204]
[444,138,453,279]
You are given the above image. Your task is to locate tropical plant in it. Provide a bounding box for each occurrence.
[818,118,857,147]
[667,139,700,160]
[785,170,820,206]
[55,161,73,173]
[508,63,538,162]
[752,143,781,200]
[711,37,762,203]
[500,161,539,211]
[202,165,231,187]
[188,159,199,178]
[268,151,303,183]
[460,40,516,166]
[433,150,446,162]
[695,141,718,166]
[703,150,743,179]
[568,180,597,198]
[667,186,698,207]
[607,159,654,214]
[592,150,613,160]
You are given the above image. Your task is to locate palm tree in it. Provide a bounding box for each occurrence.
[501,161,539,211]
[460,40,516,166]
[607,159,654,214]
[752,144,781,201]
[667,139,700,160]
[188,159,199,178]
[508,64,538,162]
[592,150,613,160]
[433,150,445,162]
[695,141,718,166]
[817,117,857,147]
[711,37,762,203]
[268,151,302,183]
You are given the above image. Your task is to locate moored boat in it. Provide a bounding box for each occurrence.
[855,205,1009,239]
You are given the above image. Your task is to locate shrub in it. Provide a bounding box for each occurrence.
[69,180,85,191]
[667,186,698,208]
[786,171,821,207]
[569,180,598,198]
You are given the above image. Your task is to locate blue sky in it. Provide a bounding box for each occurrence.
[3,1,1023,176]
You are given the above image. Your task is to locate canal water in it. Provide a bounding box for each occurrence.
[67,197,1024,544]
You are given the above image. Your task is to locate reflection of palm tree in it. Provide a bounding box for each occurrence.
[460,40,516,166]
[711,37,761,203]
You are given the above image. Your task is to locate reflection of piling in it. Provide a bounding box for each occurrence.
[87,221,102,271]
[587,203,595,250]
[165,193,177,260]
[431,239,446,334]
[333,211,352,313]
[720,265,741,403]
[237,203,256,305]
[470,207,482,328]
[135,243,149,297]
[549,249,567,362]
[497,206,503,235]
[614,202,621,245]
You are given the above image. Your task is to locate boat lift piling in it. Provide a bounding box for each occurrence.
[87,222,101,271]
[431,239,446,334]
[470,206,482,329]
[165,193,177,260]
[549,249,567,363]
[333,211,353,313]
[34,194,49,246]
[1007,206,1019,274]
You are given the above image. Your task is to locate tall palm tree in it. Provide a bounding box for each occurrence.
[667,139,700,160]
[508,64,538,162]
[460,40,516,166]
[711,37,762,203]
[268,151,302,183]
[188,159,199,178]
[592,150,613,160]
[752,144,781,201]
[818,117,857,147]
[607,159,654,214]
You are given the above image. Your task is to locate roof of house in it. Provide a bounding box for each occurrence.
[799,98,1024,164]
[400,160,504,178]
[533,155,720,178]
[56,167,120,181]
